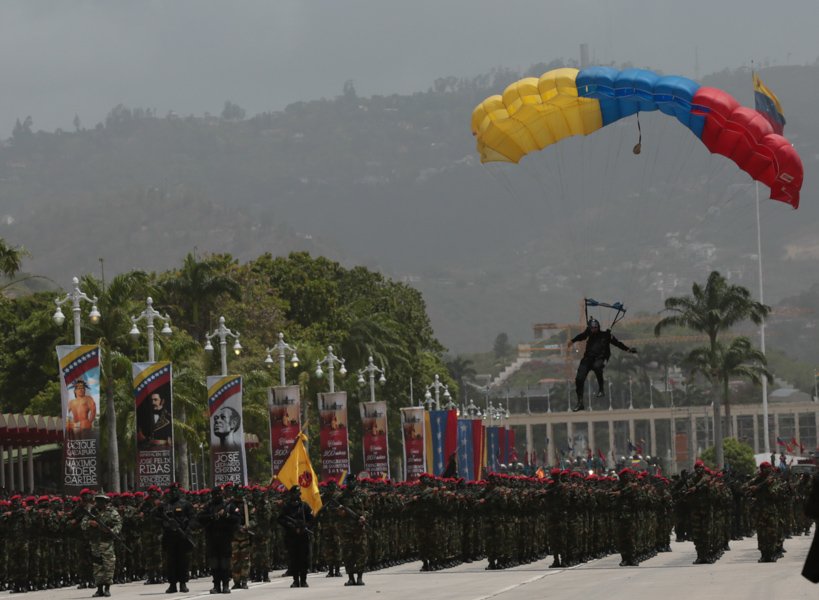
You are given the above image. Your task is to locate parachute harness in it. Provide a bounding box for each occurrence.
[584,298,626,330]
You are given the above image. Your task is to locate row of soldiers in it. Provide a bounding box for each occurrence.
[0,463,814,594]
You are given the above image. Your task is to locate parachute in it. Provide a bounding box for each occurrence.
[471,67,803,208]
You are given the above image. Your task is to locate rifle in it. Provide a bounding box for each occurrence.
[324,498,379,536]
[158,505,195,550]
[83,507,133,553]
[241,499,256,537]
[279,513,314,535]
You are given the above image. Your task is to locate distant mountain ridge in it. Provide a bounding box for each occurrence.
[1,63,816,352]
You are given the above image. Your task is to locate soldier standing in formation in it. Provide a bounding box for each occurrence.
[746,461,783,562]
[277,486,314,588]
[199,485,240,594]
[81,493,122,598]
[4,463,816,592]
[157,482,195,593]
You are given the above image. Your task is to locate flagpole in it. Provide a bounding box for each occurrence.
[756,181,771,455]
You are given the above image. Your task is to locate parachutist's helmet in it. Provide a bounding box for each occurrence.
[588,318,600,330]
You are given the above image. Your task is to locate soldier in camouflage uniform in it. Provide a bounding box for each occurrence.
[139,486,164,584]
[317,481,343,577]
[81,493,122,598]
[546,470,570,568]
[337,478,369,585]
[746,461,782,562]
[2,495,31,592]
[686,461,716,564]
[228,486,254,590]
[249,487,274,582]
[611,469,640,566]
[119,493,143,582]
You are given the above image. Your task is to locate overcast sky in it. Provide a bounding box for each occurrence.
[2,0,818,135]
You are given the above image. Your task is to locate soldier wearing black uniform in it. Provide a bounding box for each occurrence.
[199,486,240,594]
[278,486,314,588]
[156,484,195,593]
[569,318,636,411]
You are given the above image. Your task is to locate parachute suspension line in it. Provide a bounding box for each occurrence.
[665,133,698,205]
[554,142,582,286]
[633,114,643,155]
[485,165,519,206]
[584,298,627,331]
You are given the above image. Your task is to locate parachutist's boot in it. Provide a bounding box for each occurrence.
[572,397,585,412]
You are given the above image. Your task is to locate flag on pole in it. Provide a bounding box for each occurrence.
[753,72,786,134]
[274,432,322,515]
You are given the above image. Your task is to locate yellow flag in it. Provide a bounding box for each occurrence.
[274,433,323,515]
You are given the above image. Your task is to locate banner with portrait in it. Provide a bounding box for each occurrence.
[57,345,101,494]
[359,400,389,479]
[133,362,174,489]
[401,407,426,481]
[207,375,247,486]
[318,391,349,481]
[269,385,302,477]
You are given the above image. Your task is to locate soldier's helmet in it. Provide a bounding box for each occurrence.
[95,493,111,502]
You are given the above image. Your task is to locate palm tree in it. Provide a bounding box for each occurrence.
[446,356,477,404]
[686,337,771,438]
[656,271,769,467]
[84,271,149,492]
[0,239,26,278]
[161,252,241,342]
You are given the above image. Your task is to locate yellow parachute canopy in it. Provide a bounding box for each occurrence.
[470,68,602,163]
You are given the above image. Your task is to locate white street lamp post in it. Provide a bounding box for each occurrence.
[357,356,386,403]
[315,345,346,392]
[129,297,172,362]
[265,333,300,386]
[423,374,451,410]
[204,316,242,376]
[53,276,101,345]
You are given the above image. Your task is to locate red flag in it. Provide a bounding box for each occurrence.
[597,448,606,462]
[444,409,458,460]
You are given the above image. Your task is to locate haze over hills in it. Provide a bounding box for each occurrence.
[1,62,817,353]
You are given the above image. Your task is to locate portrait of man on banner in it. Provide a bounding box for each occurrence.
[211,405,243,451]
[66,378,99,438]
[137,385,173,450]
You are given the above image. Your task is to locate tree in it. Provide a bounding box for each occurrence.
[0,239,27,279]
[656,271,769,468]
[160,252,241,343]
[701,437,756,477]
[686,337,771,437]
[493,332,512,359]
[83,271,149,492]
[221,101,246,121]
[446,355,477,403]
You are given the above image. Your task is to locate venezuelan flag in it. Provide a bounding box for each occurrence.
[753,72,786,134]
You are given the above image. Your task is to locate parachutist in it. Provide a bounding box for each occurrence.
[632,143,641,155]
[568,318,637,412]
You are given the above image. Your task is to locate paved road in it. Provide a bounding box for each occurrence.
[16,534,818,600]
